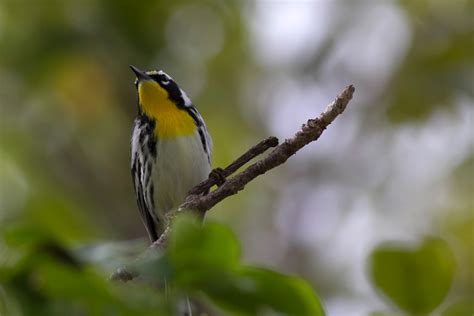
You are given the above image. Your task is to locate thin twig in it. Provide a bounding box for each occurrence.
[111,85,355,281]
[188,136,279,195]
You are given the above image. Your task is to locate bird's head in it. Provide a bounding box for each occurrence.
[130,65,192,116]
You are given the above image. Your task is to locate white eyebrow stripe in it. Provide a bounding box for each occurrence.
[145,70,160,75]
[157,70,173,80]
[138,69,191,104]
[143,69,174,81]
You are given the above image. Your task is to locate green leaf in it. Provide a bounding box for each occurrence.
[34,259,116,305]
[34,257,167,315]
[241,267,324,315]
[127,247,170,282]
[203,267,325,315]
[369,237,455,314]
[166,215,325,315]
[167,214,240,277]
[2,222,51,248]
[441,298,474,316]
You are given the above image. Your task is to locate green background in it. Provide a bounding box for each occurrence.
[0,0,472,315]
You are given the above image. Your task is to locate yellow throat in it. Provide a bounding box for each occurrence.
[138,80,196,139]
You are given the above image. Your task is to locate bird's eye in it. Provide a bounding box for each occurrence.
[162,80,170,85]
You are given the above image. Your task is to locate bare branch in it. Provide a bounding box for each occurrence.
[188,136,279,195]
[181,85,355,212]
[111,85,355,281]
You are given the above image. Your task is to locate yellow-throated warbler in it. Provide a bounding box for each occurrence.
[130,65,212,242]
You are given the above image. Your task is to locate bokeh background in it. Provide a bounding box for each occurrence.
[0,0,472,315]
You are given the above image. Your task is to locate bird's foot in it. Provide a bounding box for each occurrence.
[209,167,226,187]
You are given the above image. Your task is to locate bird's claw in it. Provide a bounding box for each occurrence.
[209,167,226,187]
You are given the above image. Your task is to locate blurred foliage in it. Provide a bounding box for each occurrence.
[0,195,168,315]
[0,213,324,315]
[0,0,473,315]
[441,209,474,298]
[387,0,474,122]
[369,237,455,314]
[165,215,324,315]
[441,298,474,316]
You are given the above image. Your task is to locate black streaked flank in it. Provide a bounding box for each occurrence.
[131,155,158,241]
[136,115,157,158]
[131,114,159,241]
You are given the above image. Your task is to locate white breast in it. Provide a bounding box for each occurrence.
[152,131,211,221]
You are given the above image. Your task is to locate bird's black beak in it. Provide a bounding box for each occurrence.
[129,65,151,81]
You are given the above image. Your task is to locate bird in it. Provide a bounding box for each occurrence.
[129,65,212,242]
